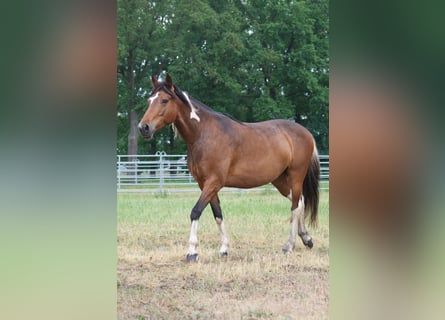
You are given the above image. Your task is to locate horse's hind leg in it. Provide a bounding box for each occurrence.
[272,172,292,199]
[273,174,312,253]
[282,185,303,253]
[294,194,313,249]
[210,194,229,256]
[272,174,299,253]
[284,190,312,252]
[290,182,313,250]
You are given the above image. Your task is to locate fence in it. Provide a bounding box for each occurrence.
[117,152,329,193]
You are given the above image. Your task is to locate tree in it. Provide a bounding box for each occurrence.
[239,0,329,151]
[117,0,168,156]
[117,0,329,155]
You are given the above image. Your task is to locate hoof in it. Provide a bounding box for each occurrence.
[282,245,293,254]
[220,251,228,257]
[306,239,313,249]
[186,254,198,262]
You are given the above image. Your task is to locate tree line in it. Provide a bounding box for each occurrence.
[118,0,328,155]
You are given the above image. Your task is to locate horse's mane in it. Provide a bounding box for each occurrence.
[186,93,244,125]
[153,82,244,125]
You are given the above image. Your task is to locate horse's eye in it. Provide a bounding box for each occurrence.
[161,99,169,104]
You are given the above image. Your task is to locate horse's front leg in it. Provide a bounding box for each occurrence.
[187,181,221,262]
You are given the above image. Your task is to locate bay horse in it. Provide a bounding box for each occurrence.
[139,74,320,262]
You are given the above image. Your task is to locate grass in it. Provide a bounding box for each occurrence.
[118,190,329,319]
[117,180,329,193]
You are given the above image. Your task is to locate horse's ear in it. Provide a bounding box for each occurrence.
[165,73,173,89]
[151,75,159,88]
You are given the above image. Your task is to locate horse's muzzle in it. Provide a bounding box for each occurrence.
[138,123,154,139]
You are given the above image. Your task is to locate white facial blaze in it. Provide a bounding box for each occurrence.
[182,91,201,122]
[138,92,159,129]
[148,92,159,105]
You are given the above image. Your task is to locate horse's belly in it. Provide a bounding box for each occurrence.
[224,176,273,189]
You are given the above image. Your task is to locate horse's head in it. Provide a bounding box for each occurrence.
[138,74,181,139]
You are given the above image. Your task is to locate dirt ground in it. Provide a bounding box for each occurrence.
[118,192,329,319]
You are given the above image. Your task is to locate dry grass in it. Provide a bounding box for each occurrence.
[118,191,329,319]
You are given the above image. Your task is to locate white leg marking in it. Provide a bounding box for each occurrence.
[188,220,199,255]
[295,195,305,220]
[284,208,298,253]
[287,189,292,201]
[296,195,312,245]
[216,217,229,254]
[284,195,304,253]
[182,91,201,122]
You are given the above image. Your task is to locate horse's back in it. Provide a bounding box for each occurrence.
[220,119,314,188]
[245,119,314,151]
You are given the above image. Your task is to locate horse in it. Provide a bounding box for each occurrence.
[139,74,320,262]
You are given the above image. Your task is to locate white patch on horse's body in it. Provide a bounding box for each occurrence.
[182,91,201,122]
[215,217,229,254]
[171,124,181,139]
[148,91,159,105]
[187,220,199,256]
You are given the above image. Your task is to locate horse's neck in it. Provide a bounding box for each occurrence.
[174,105,206,145]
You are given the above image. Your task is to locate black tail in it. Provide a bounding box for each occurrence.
[303,144,320,228]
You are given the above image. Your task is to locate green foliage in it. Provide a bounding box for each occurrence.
[118,0,329,155]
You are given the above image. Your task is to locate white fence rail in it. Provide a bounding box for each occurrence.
[117,152,329,193]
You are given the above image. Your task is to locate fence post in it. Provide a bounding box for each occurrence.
[135,158,138,185]
[156,151,166,194]
[117,155,121,191]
